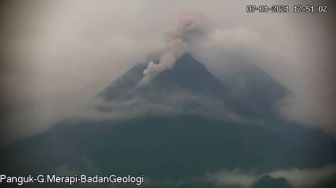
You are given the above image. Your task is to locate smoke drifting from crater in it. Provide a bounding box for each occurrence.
[141,11,207,83]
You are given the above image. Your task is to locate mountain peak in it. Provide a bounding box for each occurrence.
[176,53,199,65]
[152,53,226,95]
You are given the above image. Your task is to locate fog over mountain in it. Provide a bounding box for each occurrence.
[1,0,336,144]
[0,1,335,188]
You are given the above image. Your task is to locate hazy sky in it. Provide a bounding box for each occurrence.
[1,0,335,143]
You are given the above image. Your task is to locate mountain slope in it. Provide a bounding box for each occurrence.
[1,115,336,188]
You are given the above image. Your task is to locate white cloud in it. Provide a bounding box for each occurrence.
[271,164,336,188]
[206,164,336,188]
[206,169,259,187]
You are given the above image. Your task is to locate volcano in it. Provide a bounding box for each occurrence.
[101,53,228,100]
[99,53,289,118]
[1,54,336,188]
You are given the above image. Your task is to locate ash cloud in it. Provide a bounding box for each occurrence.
[141,11,207,84]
